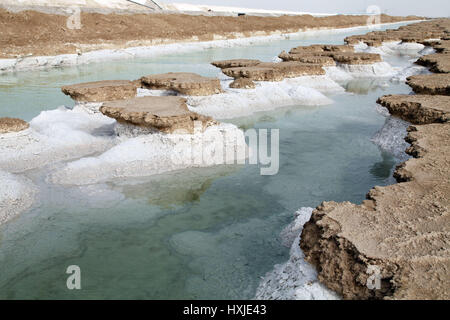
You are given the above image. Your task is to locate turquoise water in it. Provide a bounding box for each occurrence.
[0,24,412,299]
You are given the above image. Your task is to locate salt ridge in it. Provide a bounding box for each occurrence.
[49,123,247,185]
[0,106,116,173]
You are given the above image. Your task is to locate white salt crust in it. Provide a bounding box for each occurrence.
[49,123,248,185]
[138,75,344,120]
[0,170,37,225]
[255,207,339,300]
[0,106,116,173]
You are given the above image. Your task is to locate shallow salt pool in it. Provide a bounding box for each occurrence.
[0,23,415,299]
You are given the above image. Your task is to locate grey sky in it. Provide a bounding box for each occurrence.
[170,0,450,17]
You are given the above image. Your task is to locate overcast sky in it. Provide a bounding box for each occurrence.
[169,0,450,17]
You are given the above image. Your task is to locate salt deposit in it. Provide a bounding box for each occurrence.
[0,106,116,172]
[390,64,430,83]
[49,123,247,185]
[371,116,411,161]
[186,76,342,119]
[255,207,339,300]
[0,170,37,225]
[350,40,436,82]
[324,62,396,81]
[354,40,428,57]
[136,75,342,119]
[335,62,397,78]
[325,59,428,82]
[323,66,354,82]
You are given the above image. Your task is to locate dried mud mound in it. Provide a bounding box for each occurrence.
[61,80,138,102]
[416,53,450,73]
[406,74,450,95]
[212,60,325,82]
[140,72,223,96]
[229,78,256,89]
[279,45,381,65]
[278,52,336,67]
[100,96,217,133]
[377,94,450,124]
[0,117,29,134]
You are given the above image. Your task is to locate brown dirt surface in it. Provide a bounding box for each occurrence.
[406,74,450,95]
[278,51,336,66]
[433,40,450,53]
[0,117,29,133]
[289,44,355,54]
[220,61,325,81]
[345,18,450,46]
[140,72,223,96]
[0,9,421,58]
[229,78,256,89]
[100,96,217,133]
[211,59,261,69]
[61,80,137,102]
[332,52,382,64]
[416,53,450,73]
[377,94,450,124]
[281,45,380,65]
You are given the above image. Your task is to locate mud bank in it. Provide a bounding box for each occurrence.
[0,7,421,73]
[0,9,420,59]
[0,23,419,74]
[299,19,450,300]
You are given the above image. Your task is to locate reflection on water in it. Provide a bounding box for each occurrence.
[229,105,320,130]
[370,151,398,180]
[117,166,241,208]
[0,23,415,299]
[342,79,390,95]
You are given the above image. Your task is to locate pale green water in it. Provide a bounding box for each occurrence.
[0,23,412,299]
